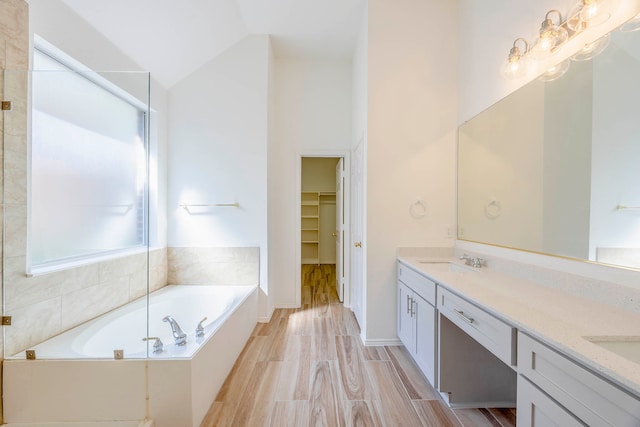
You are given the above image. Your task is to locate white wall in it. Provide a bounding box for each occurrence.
[365,0,458,344]
[269,58,352,307]
[167,35,270,317]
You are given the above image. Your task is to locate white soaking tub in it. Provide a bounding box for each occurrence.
[3,285,258,427]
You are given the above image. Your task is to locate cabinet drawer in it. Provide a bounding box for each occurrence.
[438,287,516,366]
[517,376,583,427]
[518,332,640,427]
[397,263,436,306]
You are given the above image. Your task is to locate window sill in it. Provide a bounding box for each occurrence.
[26,245,160,277]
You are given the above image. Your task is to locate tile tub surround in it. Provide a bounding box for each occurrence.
[168,246,259,285]
[4,247,168,356]
[397,255,640,400]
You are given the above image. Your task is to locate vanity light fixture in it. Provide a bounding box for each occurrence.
[531,10,569,59]
[500,38,530,79]
[567,0,612,31]
[502,1,615,80]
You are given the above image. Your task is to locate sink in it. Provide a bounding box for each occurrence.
[583,336,640,365]
[417,261,477,273]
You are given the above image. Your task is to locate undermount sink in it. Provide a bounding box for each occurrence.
[583,336,640,365]
[417,261,477,273]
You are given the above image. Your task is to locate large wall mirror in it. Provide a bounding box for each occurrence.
[458,26,640,270]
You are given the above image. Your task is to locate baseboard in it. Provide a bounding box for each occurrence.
[275,303,300,309]
[258,305,276,323]
[362,338,402,347]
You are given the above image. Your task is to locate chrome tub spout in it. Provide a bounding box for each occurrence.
[163,316,187,346]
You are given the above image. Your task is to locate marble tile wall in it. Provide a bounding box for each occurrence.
[1,0,29,359]
[167,247,260,286]
[4,248,168,356]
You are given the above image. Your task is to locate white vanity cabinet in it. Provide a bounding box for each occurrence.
[397,262,437,386]
[437,286,517,407]
[517,332,640,427]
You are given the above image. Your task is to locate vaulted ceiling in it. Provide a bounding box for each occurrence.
[60,0,366,88]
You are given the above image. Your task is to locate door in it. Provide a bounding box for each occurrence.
[351,140,364,327]
[414,295,436,386]
[397,282,414,351]
[335,158,345,302]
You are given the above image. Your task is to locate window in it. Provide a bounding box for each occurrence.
[29,39,148,271]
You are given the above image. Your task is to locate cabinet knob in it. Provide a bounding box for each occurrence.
[354,242,362,248]
[332,231,338,237]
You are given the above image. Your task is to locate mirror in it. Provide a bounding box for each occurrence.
[458,27,640,270]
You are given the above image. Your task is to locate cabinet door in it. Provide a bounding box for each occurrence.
[414,294,436,386]
[397,282,414,351]
[517,376,584,427]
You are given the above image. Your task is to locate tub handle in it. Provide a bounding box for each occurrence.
[143,336,164,354]
[196,317,208,338]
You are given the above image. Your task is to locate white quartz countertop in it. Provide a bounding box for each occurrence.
[397,256,640,398]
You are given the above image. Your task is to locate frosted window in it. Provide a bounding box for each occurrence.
[30,48,147,268]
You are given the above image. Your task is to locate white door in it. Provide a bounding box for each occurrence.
[350,140,364,327]
[335,158,345,302]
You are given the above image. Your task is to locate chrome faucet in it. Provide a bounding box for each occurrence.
[142,336,164,354]
[459,254,486,268]
[163,316,187,346]
[195,317,208,338]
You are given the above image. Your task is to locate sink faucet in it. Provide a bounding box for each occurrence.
[459,254,486,268]
[163,316,187,346]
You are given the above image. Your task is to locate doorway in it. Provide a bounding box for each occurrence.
[296,153,349,308]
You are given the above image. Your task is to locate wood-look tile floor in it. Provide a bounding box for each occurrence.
[200,265,517,427]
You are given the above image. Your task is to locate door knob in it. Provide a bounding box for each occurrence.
[332,232,338,237]
[354,242,362,248]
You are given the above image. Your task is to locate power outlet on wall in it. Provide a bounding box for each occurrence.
[445,226,455,238]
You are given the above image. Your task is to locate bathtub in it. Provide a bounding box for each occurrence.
[3,285,258,427]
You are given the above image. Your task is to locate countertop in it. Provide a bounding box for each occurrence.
[397,255,640,398]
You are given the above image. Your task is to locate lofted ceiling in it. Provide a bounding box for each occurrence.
[60,0,366,88]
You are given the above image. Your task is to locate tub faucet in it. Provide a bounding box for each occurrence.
[163,316,187,346]
[196,317,208,338]
[143,336,164,354]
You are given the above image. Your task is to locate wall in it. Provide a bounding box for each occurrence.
[301,157,339,192]
[365,0,458,344]
[269,58,352,307]
[167,35,270,317]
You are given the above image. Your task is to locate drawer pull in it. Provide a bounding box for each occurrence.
[411,299,416,317]
[407,295,412,314]
[454,309,474,324]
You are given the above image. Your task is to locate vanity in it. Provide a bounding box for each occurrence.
[396,255,640,426]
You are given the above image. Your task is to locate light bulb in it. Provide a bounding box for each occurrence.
[531,11,569,59]
[501,38,530,79]
[568,0,611,31]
